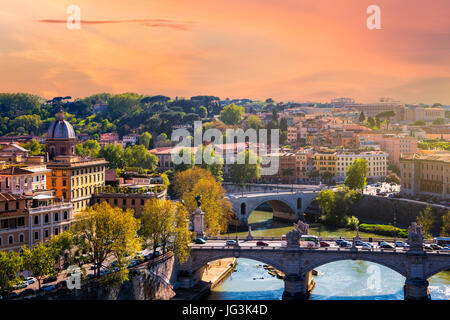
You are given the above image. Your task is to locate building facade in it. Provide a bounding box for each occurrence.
[400,151,450,201]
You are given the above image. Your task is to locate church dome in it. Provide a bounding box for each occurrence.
[47,109,76,139]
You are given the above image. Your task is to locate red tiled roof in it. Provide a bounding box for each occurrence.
[0,167,33,175]
[0,193,28,202]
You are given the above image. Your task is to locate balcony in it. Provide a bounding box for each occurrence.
[28,202,73,214]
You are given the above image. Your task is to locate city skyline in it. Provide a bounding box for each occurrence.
[0,0,449,104]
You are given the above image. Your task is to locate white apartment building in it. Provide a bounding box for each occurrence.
[336,151,388,182]
[122,134,140,147]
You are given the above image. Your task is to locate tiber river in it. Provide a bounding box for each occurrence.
[205,211,450,300]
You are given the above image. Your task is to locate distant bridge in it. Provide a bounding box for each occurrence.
[225,189,320,225]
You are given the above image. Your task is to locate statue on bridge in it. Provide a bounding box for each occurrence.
[293,219,309,235]
[408,222,424,251]
[286,228,301,248]
[195,195,202,209]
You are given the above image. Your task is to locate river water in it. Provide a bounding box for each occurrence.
[205,211,450,300]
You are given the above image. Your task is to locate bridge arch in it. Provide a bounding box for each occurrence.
[187,251,287,275]
[301,255,408,278]
[424,263,450,280]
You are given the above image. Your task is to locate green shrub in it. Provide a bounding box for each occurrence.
[359,223,407,238]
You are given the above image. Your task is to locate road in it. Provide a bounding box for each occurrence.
[190,239,450,254]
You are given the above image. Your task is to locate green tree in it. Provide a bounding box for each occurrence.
[416,205,435,237]
[21,140,45,156]
[139,132,152,149]
[359,112,366,123]
[22,243,58,291]
[246,115,262,130]
[388,164,401,176]
[432,118,445,125]
[173,147,195,172]
[0,251,23,299]
[386,173,401,185]
[49,231,75,269]
[99,143,126,169]
[219,104,244,125]
[71,202,141,280]
[76,139,101,158]
[173,202,192,264]
[410,120,426,126]
[316,185,361,227]
[140,199,177,254]
[441,211,450,236]
[124,144,158,171]
[345,159,368,190]
[230,149,261,187]
[195,144,224,181]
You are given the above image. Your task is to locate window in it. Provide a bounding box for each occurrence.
[17,217,25,227]
[64,211,68,220]
[8,235,13,245]
[34,216,39,225]
[63,180,66,186]
[0,237,2,246]
[2,220,8,229]
[34,232,39,240]
[16,202,19,210]
[19,234,24,243]
[54,228,59,235]
[45,214,49,223]
[132,199,135,205]
[54,213,59,221]
[123,199,126,205]
[45,230,49,238]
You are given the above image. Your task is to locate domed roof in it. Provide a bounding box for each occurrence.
[47,110,76,139]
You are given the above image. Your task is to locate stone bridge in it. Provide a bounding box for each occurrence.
[179,241,450,300]
[226,191,319,225]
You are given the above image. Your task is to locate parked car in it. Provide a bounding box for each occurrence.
[25,277,36,285]
[423,244,433,251]
[378,241,389,246]
[430,244,442,250]
[8,292,19,299]
[339,241,352,248]
[256,241,269,246]
[143,253,153,261]
[281,235,287,241]
[127,260,139,268]
[13,281,28,290]
[319,241,330,247]
[153,250,160,257]
[335,239,345,245]
[55,280,67,289]
[354,240,364,246]
[361,242,373,250]
[194,238,206,244]
[42,275,57,284]
[41,284,56,292]
[379,243,394,249]
[19,288,35,297]
[226,240,237,246]
[394,241,408,247]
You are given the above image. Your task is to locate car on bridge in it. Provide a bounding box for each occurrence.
[354,240,364,246]
[339,241,352,248]
[394,241,409,248]
[319,241,330,247]
[194,238,206,244]
[256,241,269,246]
[379,243,394,249]
[361,242,373,250]
[226,240,237,246]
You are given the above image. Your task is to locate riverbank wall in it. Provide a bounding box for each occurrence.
[21,252,178,300]
[172,258,237,300]
[350,195,448,233]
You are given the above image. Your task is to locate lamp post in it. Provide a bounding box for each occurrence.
[394,205,397,244]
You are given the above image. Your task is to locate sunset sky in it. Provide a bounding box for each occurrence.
[1,0,449,104]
